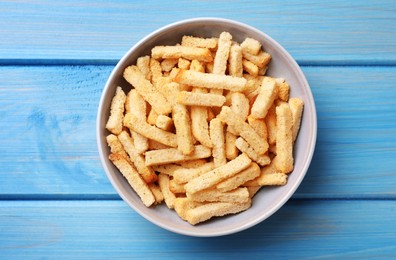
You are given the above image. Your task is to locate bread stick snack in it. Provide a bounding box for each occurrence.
[151,45,213,62]
[218,106,268,155]
[181,35,218,49]
[118,130,158,183]
[123,66,172,115]
[217,163,260,192]
[228,43,243,77]
[172,104,194,155]
[174,70,247,92]
[251,77,278,119]
[275,103,294,173]
[210,118,227,167]
[109,153,155,207]
[124,113,178,148]
[105,86,126,135]
[185,153,252,194]
[177,91,226,107]
[126,89,149,154]
[145,145,212,166]
[289,97,304,143]
[184,200,252,225]
[105,31,304,225]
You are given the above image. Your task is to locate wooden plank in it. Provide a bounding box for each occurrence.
[298,66,396,198]
[0,66,395,198]
[0,66,116,196]
[0,200,395,258]
[0,1,395,64]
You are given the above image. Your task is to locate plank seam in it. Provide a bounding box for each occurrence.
[0,195,394,201]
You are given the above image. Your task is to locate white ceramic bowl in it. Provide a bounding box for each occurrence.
[97,17,317,237]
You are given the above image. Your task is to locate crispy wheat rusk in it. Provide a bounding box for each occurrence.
[136,55,151,80]
[152,164,185,176]
[243,51,271,68]
[242,59,259,77]
[148,183,164,204]
[210,118,227,167]
[191,104,213,148]
[181,35,218,49]
[258,66,268,76]
[247,116,268,140]
[178,57,191,69]
[185,153,252,194]
[109,153,155,207]
[123,66,172,115]
[125,88,146,115]
[235,137,271,167]
[275,103,294,173]
[148,139,171,150]
[289,97,304,143]
[225,129,238,160]
[161,58,179,72]
[189,59,205,72]
[177,91,226,107]
[277,81,290,102]
[245,158,288,186]
[259,172,288,186]
[228,43,243,77]
[118,131,158,183]
[155,114,173,131]
[106,134,130,163]
[158,173,177,209]
[243,157,282,186]
[126,89,149,154]
[243,74,263,96]
[187,187,250,203]
[251,77,278,119]
[151,46,213,62]
[178,159,207,168]
[124,113,177,148]
[213,32,232,75]
[145,145,212,166]
[265,104,277,145]
[173,104,194,155]
[185,200,252,225]
[105,86,126,135]
[240,37,262,55]
[174,69,247,92]
[218,106,268,155]
[147,108,159,125]
[174,198,204,221]
[230,92,250,120]
[216,163,260,192]
[149,58,163,84]
[173,162,215,184]
[246,186,261,198]
[159,82,184,107]
[169,179,186,194]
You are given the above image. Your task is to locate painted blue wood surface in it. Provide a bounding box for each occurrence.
[0,0,395,64]
[0,1,396,258]
[1,200,395,258]
[0,66,395,198]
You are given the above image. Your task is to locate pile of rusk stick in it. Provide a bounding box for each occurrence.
[105,32,304,225]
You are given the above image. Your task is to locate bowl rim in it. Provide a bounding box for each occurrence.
[96,17,317,237]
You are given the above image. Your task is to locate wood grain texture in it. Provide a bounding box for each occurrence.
[0,200,395,258]
[0,66,116,197]
[0,0,395,64]
[0,66,395,198]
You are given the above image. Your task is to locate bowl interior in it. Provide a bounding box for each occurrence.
[97,18,317,237]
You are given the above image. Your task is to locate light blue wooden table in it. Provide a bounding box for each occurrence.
[1,1,396,258]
